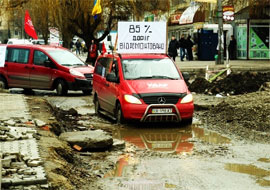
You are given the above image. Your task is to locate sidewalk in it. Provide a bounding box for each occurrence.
[175,59,270,72]
[78,53,270,72]
[0,93,47,188]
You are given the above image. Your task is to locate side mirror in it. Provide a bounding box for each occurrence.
[44,60,53,68]
[182,72,190,82]
[106,73,119,83]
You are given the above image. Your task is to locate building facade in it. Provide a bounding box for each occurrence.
[168,0,270,60]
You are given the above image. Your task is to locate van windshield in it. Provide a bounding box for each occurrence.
[122,58,181,80]
[46,50,85,67]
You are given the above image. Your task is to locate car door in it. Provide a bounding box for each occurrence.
[6,47,31,87]
[105,59,120,114]
[94,57,113,112]
[30,50,53,89]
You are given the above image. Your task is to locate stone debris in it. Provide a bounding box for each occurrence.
[59,129,113,150]
[0,119,47,189]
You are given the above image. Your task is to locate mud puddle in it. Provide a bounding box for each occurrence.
[113,124,230,154]
[225,163,270,187]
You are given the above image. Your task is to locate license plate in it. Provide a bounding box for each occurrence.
[152,143,172,149]
[152,108,172,114]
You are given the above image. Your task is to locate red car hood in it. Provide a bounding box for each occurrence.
[72,65,94,74]
[125,79,189,94]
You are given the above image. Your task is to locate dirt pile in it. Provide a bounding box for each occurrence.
[196,91,270,142]
[189,72,270,95]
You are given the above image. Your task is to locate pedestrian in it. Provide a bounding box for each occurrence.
[168,35,179,61]
[186,35,194,61]
[75,39,81,55]
[89,40,98,66]
[179,34,187,61]
[228,35,237,60]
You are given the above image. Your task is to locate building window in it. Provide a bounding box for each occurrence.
[15,30,19,36]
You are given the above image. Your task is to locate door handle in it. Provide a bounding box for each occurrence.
[105,83,109,87]
[4,64,7,67]
[31,67,35,70]
[24,66,29,69]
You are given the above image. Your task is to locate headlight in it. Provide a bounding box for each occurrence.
[180,94,193,104]
[124,95,142,104]
[70,69,84,78]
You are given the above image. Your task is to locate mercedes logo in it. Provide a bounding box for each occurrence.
[158,97,166,104]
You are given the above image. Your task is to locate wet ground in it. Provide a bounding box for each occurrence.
[6,88,270,190]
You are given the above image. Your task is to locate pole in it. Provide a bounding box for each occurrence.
[217,0,224,64]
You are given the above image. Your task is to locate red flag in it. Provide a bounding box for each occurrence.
[102,42,107,54]
[24,10,38,40]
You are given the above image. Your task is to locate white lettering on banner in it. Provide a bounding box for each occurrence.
[0,46,7,68]
[118,22,167,54]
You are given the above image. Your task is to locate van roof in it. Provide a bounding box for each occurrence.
[5,44,66,51]
[104,53,169,59]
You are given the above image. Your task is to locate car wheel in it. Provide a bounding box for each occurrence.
[0,76,7,89]
[94,96,100,115]
[82,89,92,95]
[56,80,68,96]
[115,103,125,124]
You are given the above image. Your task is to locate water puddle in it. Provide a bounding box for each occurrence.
[113,124,230,154]
[225,163,270,187]
[258,158,270,163]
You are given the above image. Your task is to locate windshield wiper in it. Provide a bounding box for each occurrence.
[128,76,153,80]
[128,75,179,80]
[150,75,179,80]
[62,64,73,66]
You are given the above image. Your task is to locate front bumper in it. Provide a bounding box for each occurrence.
[67,78,92,91]
[122,102,194,123]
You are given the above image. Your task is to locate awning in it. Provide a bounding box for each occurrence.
[179,4,200,25]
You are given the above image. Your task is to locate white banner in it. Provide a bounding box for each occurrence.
[0,46,7,67]
[117,22,167,54]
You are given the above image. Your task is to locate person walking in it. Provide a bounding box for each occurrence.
[75,39,81,55]
[179,34,187,61]
[186,35,194,61]
[228,35,237,60]
[89,40,98,66]
[168,35,179,61]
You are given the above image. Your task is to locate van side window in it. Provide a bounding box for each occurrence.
[95,57,112,77]
[34,50,48,66]
[8,48,30,64]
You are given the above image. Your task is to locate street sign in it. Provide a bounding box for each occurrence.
[0,46,7,67]
[117,22,167,54]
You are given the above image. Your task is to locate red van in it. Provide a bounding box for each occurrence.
[93,53,194,124]
[0,44,94,95]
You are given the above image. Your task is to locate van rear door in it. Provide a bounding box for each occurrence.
[6,48,31,88]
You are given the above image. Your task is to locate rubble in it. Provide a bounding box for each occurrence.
[59,130,113,150]
[189,71,270,95]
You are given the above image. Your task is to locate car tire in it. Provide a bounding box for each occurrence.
[82,89,92,95]
[56,80,68,96]
[115,103,125,125]
[94,96,100,116]
[0,76,7,89]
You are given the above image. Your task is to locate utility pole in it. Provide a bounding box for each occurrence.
[217,0,224,64]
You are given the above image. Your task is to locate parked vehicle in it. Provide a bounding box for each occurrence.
[7,39,32,45]
[0,44,94,95]
[31,39,45,45]
[92,53,194,124]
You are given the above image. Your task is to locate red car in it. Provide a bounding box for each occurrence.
[0,44,94,95]
[93,53,194,124]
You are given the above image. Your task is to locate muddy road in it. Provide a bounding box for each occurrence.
[9,88,270,190]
